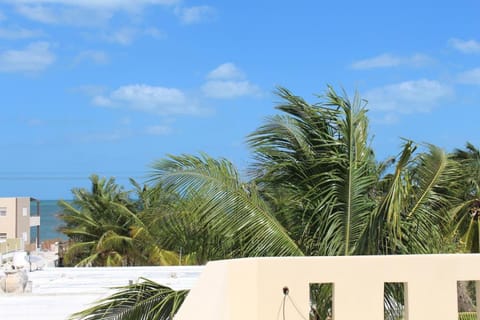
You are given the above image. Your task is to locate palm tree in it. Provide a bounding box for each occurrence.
[149,153,303,258]
[450,143,480,253]
[58,175,179,266]
[247,86,377,256]
[71,86,458,319]
[58,175,140,266]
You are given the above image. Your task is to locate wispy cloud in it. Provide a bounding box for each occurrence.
[351,53,431,70]
[144,27,166,40]
[0,26,43,39]
[103,27,137,45]
[207,62,244,80]
[15,4,113,27]
[77,130,130,143]
[457,68,480,85]
[202,81,260,99]
[175,5,216,25]
[449,38,480,54]
[365,79,453,114]
[145,125,171,135]
[202,63,260,99]
[93,84,204,116]
[0,41,55,73]
[74,50,108,65]
[9,0,178,27]
[6,0,178,11]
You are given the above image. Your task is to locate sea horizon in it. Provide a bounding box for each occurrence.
[34,199,69,242]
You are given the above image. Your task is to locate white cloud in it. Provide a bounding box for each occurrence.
[202,80,260,99]
[144,27,166,40]
[92,95,113,107]
[103,28,137,45]
[102,27,165,45]
[449,38,480,54]
[74,50,109,65]
[78,130,129,143]
[364,79,453,114]
[0,41,55,73]
[175,5,215,24]
[5,0,178,10]
[371,113,399,125]
[207,62,245,80]
[202,63,260,99]
[351,53,431,70]
[10,1,177,27]
[0,26,43,39]
[457,68,480,85]
[145,125,171,135]
[93,84,203,116]
[15,4,113,26]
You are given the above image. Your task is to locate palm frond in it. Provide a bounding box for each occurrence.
[69,278,188,320]
[150,153,303,257]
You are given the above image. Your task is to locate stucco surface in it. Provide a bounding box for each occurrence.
[175,255,480,320]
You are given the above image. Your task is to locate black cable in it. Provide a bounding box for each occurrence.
[283,286,289,320]
[287,295,309,320]
[280,286,309,320]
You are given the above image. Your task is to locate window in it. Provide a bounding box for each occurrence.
[310,283,333,320]
[385,282,406,320]
[0,207,6,216]
[0,233,7,239]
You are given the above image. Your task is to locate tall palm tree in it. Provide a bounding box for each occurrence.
[71,86,458,319]
[450,143,480,253]
[58,175,142,266]
[364,142,456,255]
[247,86,377,256]
[149,153,303,258]
[59,175,179,266]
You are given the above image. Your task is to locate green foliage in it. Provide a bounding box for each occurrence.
[58,175,180,266]
[459,312,478,320]
[450,143,480,253]
[69,278,187,320]
[70,85,471,320]
[150,153,302,258]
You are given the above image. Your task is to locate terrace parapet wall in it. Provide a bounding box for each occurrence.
[175,254,480,320]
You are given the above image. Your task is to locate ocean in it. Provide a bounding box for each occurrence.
[33,199,69,241]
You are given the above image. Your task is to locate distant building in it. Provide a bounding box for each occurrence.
[0,197,40,250]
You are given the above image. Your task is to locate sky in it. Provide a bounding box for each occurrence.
[0,0,479,199]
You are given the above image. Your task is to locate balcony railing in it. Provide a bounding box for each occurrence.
[0,238,22,255]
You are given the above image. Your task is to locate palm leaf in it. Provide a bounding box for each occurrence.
[150,153,303,257]
[69,278,188,320]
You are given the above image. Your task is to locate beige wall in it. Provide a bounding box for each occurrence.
[0,197,18,238]
[0,197,34,245]
[175,255,480,320]
[16,197,31,244]
[0,238,21,255]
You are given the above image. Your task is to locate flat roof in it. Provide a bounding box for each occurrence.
[1,266,203,320]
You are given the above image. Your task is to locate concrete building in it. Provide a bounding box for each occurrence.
[0,197,40,251]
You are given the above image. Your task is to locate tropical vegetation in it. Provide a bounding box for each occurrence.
[60,86,480,320]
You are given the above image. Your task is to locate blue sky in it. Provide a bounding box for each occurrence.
[0,0,479,199]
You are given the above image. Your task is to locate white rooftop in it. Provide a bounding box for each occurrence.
[1,265,203,320]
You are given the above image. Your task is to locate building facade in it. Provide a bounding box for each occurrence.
[0,197,40,250]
